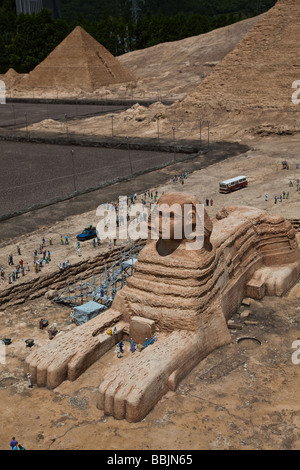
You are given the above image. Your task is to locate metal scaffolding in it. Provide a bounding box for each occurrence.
[53,239,143,308]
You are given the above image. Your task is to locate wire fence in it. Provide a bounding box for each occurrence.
[0,105,211,153]
[0,100,211,219]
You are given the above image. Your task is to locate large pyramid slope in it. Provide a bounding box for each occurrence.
[181,0,300,113]
[118,15,261,96]
[23,26,136,91]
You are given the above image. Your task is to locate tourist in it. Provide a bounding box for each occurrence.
[52,320,57,335]
[116,344,122,358]
[27,373,32,389]
[130,339,136,353]
[18,444,26,450]
[8,254,13,266]
[10,437,18,450]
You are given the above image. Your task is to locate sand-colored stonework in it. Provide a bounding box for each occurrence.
[27,0,300,142]
[169,0,300,139]
[2,15,260,101]
[25,193,300,422]
[21,26,136,92]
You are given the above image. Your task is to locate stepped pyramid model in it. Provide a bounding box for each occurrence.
[24,26,136,90]
[181,0,300,113]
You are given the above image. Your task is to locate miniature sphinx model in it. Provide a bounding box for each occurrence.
[25,193,300,422]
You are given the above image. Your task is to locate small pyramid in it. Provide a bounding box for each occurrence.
[5,68,19,79]
[4,68,20,85]
[24,26,136,90]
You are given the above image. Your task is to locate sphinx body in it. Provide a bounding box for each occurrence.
[25,194,300,422]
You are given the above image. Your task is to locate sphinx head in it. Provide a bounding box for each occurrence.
[150,193,213,254]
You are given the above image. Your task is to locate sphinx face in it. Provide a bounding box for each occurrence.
[148,193,212,253]
[157,203,186,240]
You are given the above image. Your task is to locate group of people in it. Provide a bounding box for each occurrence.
[3,186,168,284]
[58,260,71,270]
[128,334,158,354]
[271,192,290,204]
[173,172,188,185]
[100,189,165,244]
[9,437,25,450]
[60,235,69,245]
[33,242,52,274]
[1,233,73,284]
[4,254,30,284]
[266,177,300,203]
[113,333,158,358]
[205,198,214,207]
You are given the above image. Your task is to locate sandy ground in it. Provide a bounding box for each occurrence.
[0,133,299,450]
[0,8,299,451]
